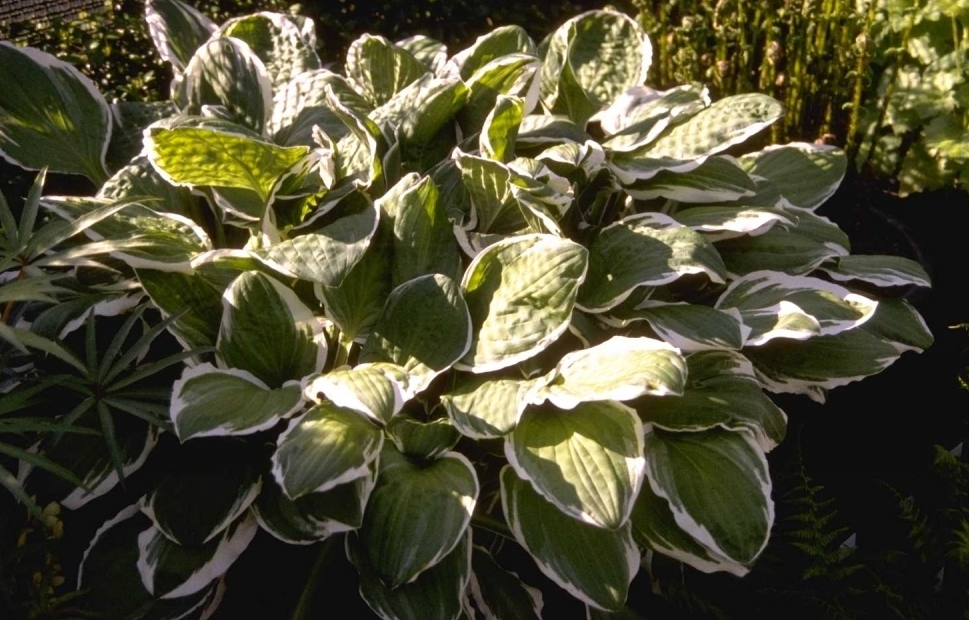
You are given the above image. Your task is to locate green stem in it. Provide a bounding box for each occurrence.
[471,512,514,540]
[290,537,337,620]
[333,333,353,368]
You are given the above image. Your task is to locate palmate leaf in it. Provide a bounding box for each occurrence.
[643,426,773,570]
[271,403,384,499]
[500,466,639,611]
[360,444,478,587]
[458,234,588,373]
[0,43,110,183]
[506,400,645,529]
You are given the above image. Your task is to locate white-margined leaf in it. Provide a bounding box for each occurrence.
[447,25,536,80]
[630,475,747,576]
[606,301,748,352]
[360,444,478,587]
[458,234,588,373]
[145,0,216,73]
[218,271,327,386]
[517,114,590,146]
[254,469,374,544]
[182,37,272,134]
[643,426,773,569]
[744,325,911,402]
[460,55,541,133]
[263,203,379,287]
[217,12,321,89]
[78,505,224,619]
[136,269,224,349]
[578,212,726,313]
[370,73,468,147]
[454,150,523,235]
[637,350,787,451]
[481,95,525,164]
[146,125,309,221]
[348,529,472,620]
[469,545,544,620]
[314,239,391,341]
[270,69,372,147]
[360,274,471,392]
[97,155,199,219]
[642,93,784,160]
[345,34,429,107]
[386,414,462,460]
[598,83,709,151]
[137,512,257,599]
[540,10,652,127]
[716,271,878,346]
[500,466,639,611]
[506,400,644,529]
[859,298,934,354]
[622,155,757,203]
[396,35,447,73]
[818,254,932,289]
[714,207,850,276]
[528,336,686,409]
[272,403,383,499]
[303,363,408,425]
[739,142,846,210]
[0,43,111,183]
[170,364,303,440]
[141,466,261,547]
[607,155,701,185]
[674,205,794,241]
[441,376,531,439]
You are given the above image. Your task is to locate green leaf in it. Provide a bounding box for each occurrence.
[181,37,273,133]
[170,364,303,440]
[303,363,408,425]
[348,530,472,620]
[607,302,747,352]
[137,513,257,598]
[217,271,327,386]
[674,205,794,240]
[361,444,478,587]
[739,142,846,210]
[637,350,787,451]
[146,126,309,220]
[97,155,199,219]
[145,0,217,73]
[529,336,686,409]
[386,414,462,460]
[360,274,472,392]
[630,476,746,575]
[0,324,86,374]
[315,238,392,340]
[500,466,639,611]
[460,55,541,134]
[379,174,463,286]
[345,34,429,107]
[744,326,910,402]
[441,376,531,439]
[642,93,784,160]
[269,69,372,147]
[715,271,878,346]
[0,43,110,183]
[578,212,726,313]
[137,269,224,349]
[263,203,379,286]
[454,151,522,236]
[541,10,652,126]
[449,25,537,80]
[481,95,525,163]
[370,73,468,147]
[218,12,321,89]
[141,465,261,546]
[818,254,932,289]
[622,156,757,203]
[506,400,644,529]
[272,403,383,499]
[643,427,773,568]
[459,234,588,373]
[860,298,934,354]
[78,506,224,619]
[254,472,374,543]
[396,35,448,73]
[599,84,709,152]
[469,546,544,620]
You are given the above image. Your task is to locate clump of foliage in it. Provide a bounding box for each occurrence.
[0,1,934,618]
[855,0,969,195]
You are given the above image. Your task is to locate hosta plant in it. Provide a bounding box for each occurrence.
[0,2,934,618]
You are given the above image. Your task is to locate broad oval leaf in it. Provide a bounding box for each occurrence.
[469,545,544,620]
[441,376,531,439]
[270,69,371,147]
[578,212,727,313]
[739,142,846,210]
[348,529,472,620]
[0,42,111,183]
[360,274,472,392]
[145,0,216,73]
[272,403,384,499]
[361,444,478,587]
[303,363,408,425]
[528,336,687,409]
[387,414,462,460]
[346,34,429,107]
[218,12,321,89]
[458,234,589,373]
[715,270,879,346]
[622,156,757,203]
[506,400,644,529]
[217,270,327,386]
[818,254,932,289]
[643,426,773,567]
[137,512,258,599]
[500,466,639,611]
[170,364,304,440]
[607,301,748,352]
